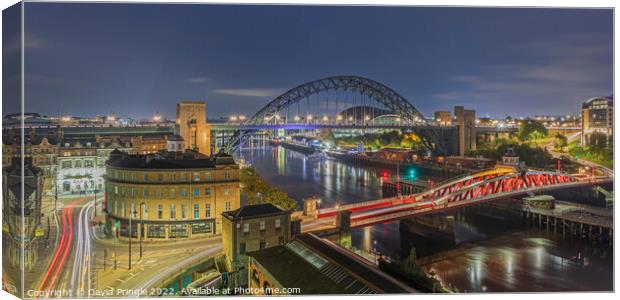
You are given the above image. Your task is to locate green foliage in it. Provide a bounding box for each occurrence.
[240,167,297,210]
[554,134,567,150]
[568,140,613,169]
[517,119,548,141]
[335,130,424,150]
[468,141,554,168]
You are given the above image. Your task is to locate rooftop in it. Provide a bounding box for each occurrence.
[222,203,285,220]
[107,149,237,170]
[248,233,416,294]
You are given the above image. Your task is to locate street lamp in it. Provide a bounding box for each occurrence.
[294,115,301,122]
[139,202,145,259]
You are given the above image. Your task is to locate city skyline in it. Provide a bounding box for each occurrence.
[3,3,613,119]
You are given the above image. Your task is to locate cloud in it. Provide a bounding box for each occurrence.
[214,88,284,97]
[4,33,45,54]
[185,76,209,83]
[429,33,611,116]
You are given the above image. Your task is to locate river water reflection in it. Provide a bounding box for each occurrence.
[238,145,613,292]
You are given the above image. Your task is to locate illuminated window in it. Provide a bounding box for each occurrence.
[243,223,249,233]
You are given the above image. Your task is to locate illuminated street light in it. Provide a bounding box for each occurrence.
[239,115,246,121]
[365,115,371,121]
[152,114,162,122]
[322,116,329,122]
[336,115,343,121]
[275,114,281,120]
[61,115,72,122]
[348,116,353,122]
[230,115,238,121]
[294,115,301,122]
[307,114,313,121]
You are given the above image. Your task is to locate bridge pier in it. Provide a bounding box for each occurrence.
[336,211,352,249]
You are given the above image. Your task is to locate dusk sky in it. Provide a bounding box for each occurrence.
[8,3,614,119]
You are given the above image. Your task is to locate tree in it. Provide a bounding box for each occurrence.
[554,134,567,150]
[517,119,548,141]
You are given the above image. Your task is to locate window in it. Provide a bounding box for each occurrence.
[130,188,136,197]
[224,171,230,180]
[169,173,175,182]
[114,186,118,195]
[204,188,211,196]
[169,204,177,219]
[205,204,211,218]
[193,172,200,182]
[114,200,118,215]
[182,173,189,181]
[131,203,136,217]
[224,188,231,196]
[121,202,126,217]
[243,223,249,233]
[225,202,231,211]
[240,242,246,254]
[143,204,149,219]
[259,240,266,249]
[275,219,281,229]
[169,188,176,198]
[181,204,187,219]
[75,160,82,168]
[193,204,200,219]
[156,188,162,198]
[204,172,211,181]
[157,204,163,219]
[143,189,149,197]
[181,189,187,197]
[193,188,200,197]
[143,174,149,181]
[121,187,126,196]
[259,221,265,231]
[157,174,163,182]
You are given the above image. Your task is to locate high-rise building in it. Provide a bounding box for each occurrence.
[581,96,613,146]
[454,106,476,156]
[176,101,212,155]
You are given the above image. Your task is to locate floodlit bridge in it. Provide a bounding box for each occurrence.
[300,166,613,232]
[217,75,463,155]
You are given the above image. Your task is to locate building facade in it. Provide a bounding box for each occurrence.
[222,204,292,287]
[581,96,613,146]
[176,101,212,156]
[434,111,452,126]
[2,158,44,270]
[104,149,239,240]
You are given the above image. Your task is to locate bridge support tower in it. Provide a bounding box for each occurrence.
[336,211,352,249]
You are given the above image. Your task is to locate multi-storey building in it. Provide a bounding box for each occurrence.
[581,96,613,146]
[3,131,59,192]
[57,136,132,195]
[434,111,452,126]
[222,203,292,287]
[104,147,239,240]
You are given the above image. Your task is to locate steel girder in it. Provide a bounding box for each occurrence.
[247,75,426,125]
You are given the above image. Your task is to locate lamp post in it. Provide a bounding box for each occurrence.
[139,202,145,259]
[129,206,136,270]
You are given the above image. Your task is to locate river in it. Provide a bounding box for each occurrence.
[238,144,613,292]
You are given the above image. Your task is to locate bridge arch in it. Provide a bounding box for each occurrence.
[246,75,426,125]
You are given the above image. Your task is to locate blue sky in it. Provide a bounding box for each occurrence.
[9,3,613,119]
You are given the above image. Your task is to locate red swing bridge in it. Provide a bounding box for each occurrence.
[300,166,612,231]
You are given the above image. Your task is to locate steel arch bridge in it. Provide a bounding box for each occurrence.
[247,75,426,125]
[220,75,457,154]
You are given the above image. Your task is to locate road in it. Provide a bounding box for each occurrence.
[34,196,223,297]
